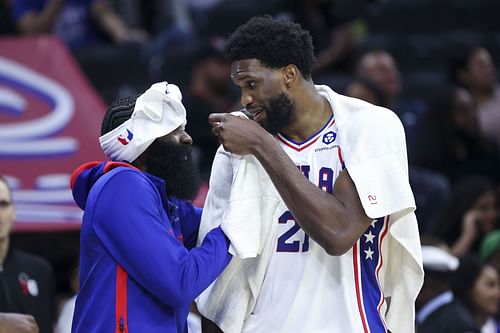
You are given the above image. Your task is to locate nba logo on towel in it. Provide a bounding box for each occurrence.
[117,129,133,145]
[322,131,336,145]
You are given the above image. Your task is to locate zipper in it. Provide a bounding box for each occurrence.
[119,317,124,332]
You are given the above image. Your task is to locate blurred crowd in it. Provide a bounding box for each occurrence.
[1,0,500,332]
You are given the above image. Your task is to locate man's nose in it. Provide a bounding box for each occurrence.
[180,131,193,145]
[241,93,253,107]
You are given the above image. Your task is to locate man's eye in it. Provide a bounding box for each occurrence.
[247,81,256,89]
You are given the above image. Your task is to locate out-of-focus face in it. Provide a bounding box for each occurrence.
[0,179,14,241]
[471,265,500,316]
[357,52,401,102]
[473,190,498,234]
[190,57,231,100]
[230,59,295,135]
[464,48,497,92]
[452,88,478,135]
[345,82,380,106]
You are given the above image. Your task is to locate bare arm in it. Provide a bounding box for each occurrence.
[210,113,372,255]
[314,23,354,75]
[450,209,482,257]
[0,313,39,333]
[91,1,148,44]
[17,0,64,34]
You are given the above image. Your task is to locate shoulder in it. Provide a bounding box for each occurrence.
[437,302,478,327]
[319,85,403,133]
[343,95,402,130]
[89,167,161,212]
[94,167,156,196]
[10,248,53,272]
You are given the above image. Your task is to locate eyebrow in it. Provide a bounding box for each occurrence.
[231,71,250,80]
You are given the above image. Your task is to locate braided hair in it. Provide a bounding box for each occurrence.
[100,95,140,136]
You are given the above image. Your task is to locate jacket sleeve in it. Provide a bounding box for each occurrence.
[174,199,202,250]
[91,169,232,307]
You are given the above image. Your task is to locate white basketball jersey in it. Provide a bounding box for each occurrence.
[241,115,390,333]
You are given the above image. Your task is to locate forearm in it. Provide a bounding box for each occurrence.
[18,0,64,34]
[92,1,129,42]
[253,137,369,255]
[450,232,476,257]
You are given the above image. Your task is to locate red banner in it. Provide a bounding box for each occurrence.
[0,36,106,231]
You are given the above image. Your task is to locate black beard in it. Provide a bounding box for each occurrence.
[144,140,202,201]
[262,92,294,135]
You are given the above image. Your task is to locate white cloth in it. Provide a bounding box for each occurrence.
[99,82,187,162]
[196,143,286,333]
[197,86,424,333]
[317,86,423,332]
[55,294,76,333]
[478,86,500,147]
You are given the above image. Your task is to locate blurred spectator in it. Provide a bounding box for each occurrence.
[344,76,387,106]
[450,46,500,147]
[0,0,15,34]
[434,176,498,257]
[0,176,55,333]
[11,0,149,51]
[416,245,480,333]
[356,50,427,160]
[280,0,362,75]
[184,41,241,180]
[113,0,196,61]
[480,230,500,276]
[409,167,451,236]
[54,258,78,333]
[452,255,500,332]
[415,86,500,186]
[0,312,39,333]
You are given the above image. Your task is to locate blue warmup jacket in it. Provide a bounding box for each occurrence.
[70,161,231,333]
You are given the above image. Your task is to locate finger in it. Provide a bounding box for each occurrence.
[210,121,223,128]
[208,113,225,125]
[212,124,222,137]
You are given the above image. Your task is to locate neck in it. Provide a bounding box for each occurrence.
[0,237,9,265]
[469,86,494,105]
[474,312,488,327]
[282,81,332,141]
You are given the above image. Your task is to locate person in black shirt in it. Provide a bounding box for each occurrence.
[0,176,55,333]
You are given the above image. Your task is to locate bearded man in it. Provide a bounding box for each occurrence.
[70,82,232,333]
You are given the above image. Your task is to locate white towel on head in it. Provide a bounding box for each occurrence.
[99,82,187,162]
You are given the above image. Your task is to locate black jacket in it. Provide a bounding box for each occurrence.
[418,300,480,333]
[0,248,55,333]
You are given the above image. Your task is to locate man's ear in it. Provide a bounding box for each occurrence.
[282,64,298,87]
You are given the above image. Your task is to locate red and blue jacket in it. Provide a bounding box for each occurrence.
[70,161,231,333]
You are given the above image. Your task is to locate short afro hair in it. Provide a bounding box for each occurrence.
[225,15,316,79]
[100,95,140,136]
